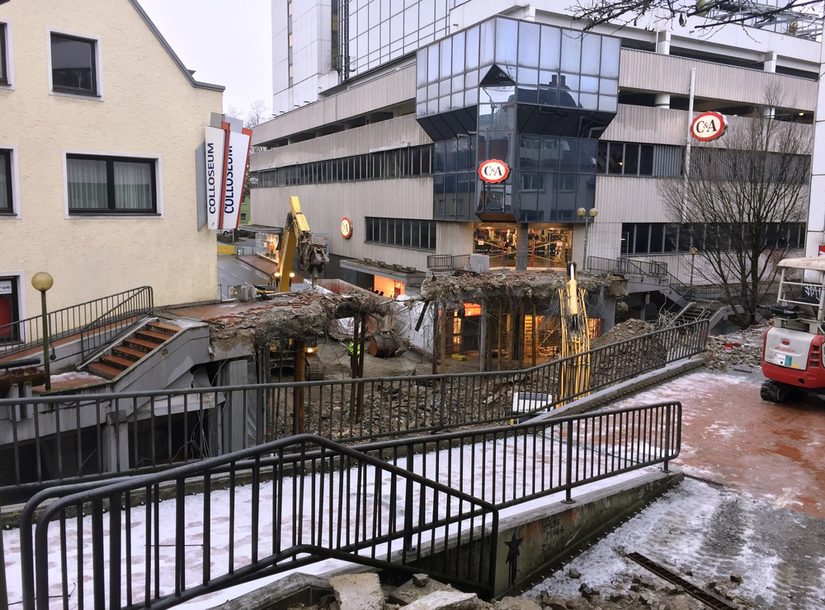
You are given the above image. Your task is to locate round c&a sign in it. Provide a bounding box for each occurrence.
[690,111,727,142]
[478,159,510,184]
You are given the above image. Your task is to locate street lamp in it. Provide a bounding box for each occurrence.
[577,207,599,270]
[31,272,53,391]
[689,246,699,290]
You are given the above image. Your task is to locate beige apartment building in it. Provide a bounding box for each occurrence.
[0,0,223,332]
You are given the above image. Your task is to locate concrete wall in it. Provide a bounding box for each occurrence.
[0,0,223,319]
[250,178,476,272]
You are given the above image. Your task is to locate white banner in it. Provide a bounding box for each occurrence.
[220,128,252,231]
[204,126,227,230]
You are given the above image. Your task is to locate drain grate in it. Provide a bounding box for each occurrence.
[683,473,726,488]
[626,552,738,610]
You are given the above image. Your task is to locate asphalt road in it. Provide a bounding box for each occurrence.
[217,240,270,299]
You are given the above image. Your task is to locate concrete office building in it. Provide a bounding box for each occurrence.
[251,1,818,302]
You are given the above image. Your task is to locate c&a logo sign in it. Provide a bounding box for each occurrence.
[690,111,728,142]
[478,159,510,184]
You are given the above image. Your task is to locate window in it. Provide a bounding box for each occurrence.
[597,142,664,176]
[365,217,436,251]
[0,23,8,86]
[0,276,20,343]
[249,145,433,188]
[51,33,97,96]
[67,155,157,214]
[621,222,806,254]
[0,150,12,214]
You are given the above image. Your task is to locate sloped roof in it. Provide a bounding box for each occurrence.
[128,0,224,92]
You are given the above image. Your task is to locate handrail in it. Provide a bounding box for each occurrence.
[22,433,499,609]
[0,286,154,360]
[79,286,154,361]
[587,256,668,278]
[0,320,707,495]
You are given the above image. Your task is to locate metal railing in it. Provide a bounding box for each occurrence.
[19,434,498,609]
[79,287,155,361]
[14,400,680,609]
[0,287,153,361]
[587,256,668,278]
[0,321,707,496]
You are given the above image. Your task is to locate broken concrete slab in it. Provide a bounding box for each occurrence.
[329,573,384,610]
[493,596,542,610]
[388,574,456,605]
[403,590,486,610]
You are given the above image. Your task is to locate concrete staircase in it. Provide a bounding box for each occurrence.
[85,320,182,380]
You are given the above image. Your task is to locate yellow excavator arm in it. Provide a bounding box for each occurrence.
[273,196,329,292]
[558,262,591,403]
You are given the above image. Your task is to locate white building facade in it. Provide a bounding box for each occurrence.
[253,0,818,300]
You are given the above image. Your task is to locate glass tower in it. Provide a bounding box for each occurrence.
[415,17,620,224]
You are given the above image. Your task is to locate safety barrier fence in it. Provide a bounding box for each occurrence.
[12,400,680,609]
[0,320,706,497]
[0,286,154,362]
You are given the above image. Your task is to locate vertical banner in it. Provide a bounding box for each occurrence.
[221,128,252,231]
[204,126,226,230]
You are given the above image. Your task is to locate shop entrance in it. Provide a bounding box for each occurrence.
[472,224,572,269]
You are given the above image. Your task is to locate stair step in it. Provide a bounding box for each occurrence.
[112,346,146,360]
[125,337,162,352]
[136,329,171,343]
[147,321,181,335]
[100,354,136,370]
[87,362,123,380]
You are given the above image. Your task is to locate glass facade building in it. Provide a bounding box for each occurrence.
[415,17,620,224]
[343,0,472,78]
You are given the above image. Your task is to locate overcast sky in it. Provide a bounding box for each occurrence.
[137,0,272,120]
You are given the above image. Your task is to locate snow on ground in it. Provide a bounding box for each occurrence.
[3,424,665,609]
[530,369,825,609]
[525,478,825,609]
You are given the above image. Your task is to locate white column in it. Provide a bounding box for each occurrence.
[763,51,777,119]
[805,37,825,259]
[654,31,671,109]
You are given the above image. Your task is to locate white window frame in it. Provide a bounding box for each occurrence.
[0,21,14,90]
[62,151,163,218]
[0,273,25,344]
[0,145,20,218]
[47,28,104,100]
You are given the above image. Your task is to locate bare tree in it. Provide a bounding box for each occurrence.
[659,100,811,325]
[572,0,822,32]
[245,99,270,128]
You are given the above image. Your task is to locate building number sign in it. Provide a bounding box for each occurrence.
[478,159,510,184]
[690,111,727,142]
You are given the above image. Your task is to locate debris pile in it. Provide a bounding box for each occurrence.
[421,271,626,308]
[704,326,766,372]
[237,570,753,610]
[591,319,655,348]
[531,570,753,609]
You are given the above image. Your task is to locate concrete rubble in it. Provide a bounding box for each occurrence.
[420,270,626,311]
[703,325,766,372]
[329,573,385,610]
[272,570,752,610]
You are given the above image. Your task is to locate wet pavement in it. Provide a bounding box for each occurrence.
[612,370,825,519]
[526,370,825,609]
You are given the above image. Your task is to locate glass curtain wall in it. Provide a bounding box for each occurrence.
[416,17,620,224]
